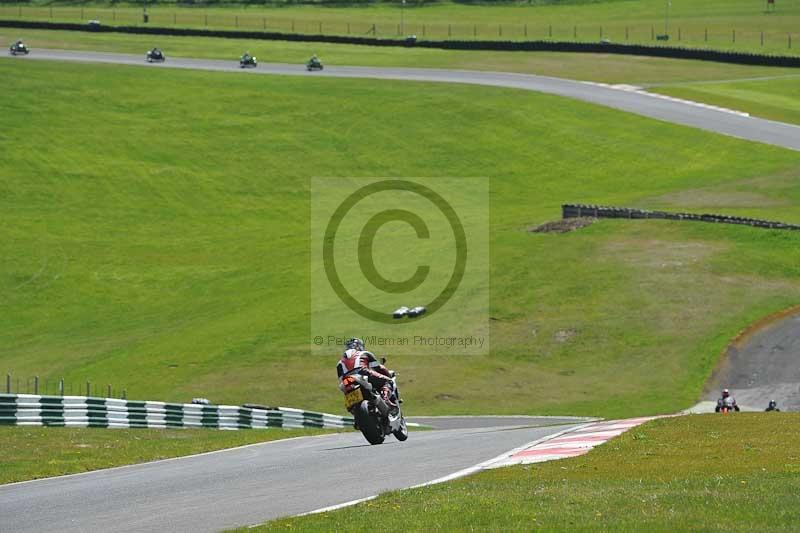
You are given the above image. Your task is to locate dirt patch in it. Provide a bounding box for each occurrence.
[531,217,597,234]
[554,329,578,343]
[435,393,461,401]
[601,239,723,270]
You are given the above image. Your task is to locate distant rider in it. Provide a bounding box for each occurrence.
[715,388,740,412]
[336,337,398,414]
[765,400,780,412]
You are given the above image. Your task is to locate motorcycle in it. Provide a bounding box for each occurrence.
[715,397,740,414]
[240,55,257,69]
[306,58,323,71]
[9,42,29,56]
[146,48,165,63]
[340,362,408,445]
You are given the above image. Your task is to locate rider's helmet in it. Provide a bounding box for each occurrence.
[722,388,730,398]
[345,337,365,351]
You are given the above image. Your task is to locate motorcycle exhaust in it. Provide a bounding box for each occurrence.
[374,396,390,416]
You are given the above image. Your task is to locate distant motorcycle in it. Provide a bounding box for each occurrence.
[146,48,165,63]
[715,396,740,414]
[306,57,323,71]
[340,359,407,445]
[9,41,29,56]
[240,54,257,69]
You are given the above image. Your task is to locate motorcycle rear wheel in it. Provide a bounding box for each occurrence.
[354,401,384,445]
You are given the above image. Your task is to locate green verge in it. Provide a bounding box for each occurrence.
[652,76,800,125]
[0,426,337,485]
[254,414,800,531]
[2,0,800,54]
[2,59,800,417]
[3,28,800,85]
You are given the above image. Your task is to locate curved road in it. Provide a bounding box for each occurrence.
[0,418,588,532]
[5,49,800,151]
[706,312,800,412]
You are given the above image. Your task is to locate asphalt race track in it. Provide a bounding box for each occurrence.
[0,418,588,533]
[706,312,800,412]
[408,415,594,429]
[5,49,800,152]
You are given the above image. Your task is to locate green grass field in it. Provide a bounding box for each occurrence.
[2,0,799,53]
[2,58,800,418]
[4,28,800,86]
[653,76,800,125]
[258,414,800,531]
[0,426,336,484]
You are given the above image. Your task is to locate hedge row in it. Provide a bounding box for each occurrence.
[3,19,800,67]
[562,204,800,231]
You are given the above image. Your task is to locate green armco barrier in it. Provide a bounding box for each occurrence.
[0,394,354,430]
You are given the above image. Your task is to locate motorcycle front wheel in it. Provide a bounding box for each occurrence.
[353,401,384,445]
[393,416,408,442]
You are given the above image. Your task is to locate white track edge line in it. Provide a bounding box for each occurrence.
[296,495,379,518]
[295,421,597,520]
[581,80,750,117]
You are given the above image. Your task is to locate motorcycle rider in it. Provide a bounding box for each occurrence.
[715,388,740,412]
[309,53,320,65]
[336,337,399,415]
[765,399,780,412]
[242,51,252,62]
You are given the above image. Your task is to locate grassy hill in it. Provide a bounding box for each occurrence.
[2,58,800,417]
